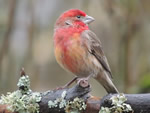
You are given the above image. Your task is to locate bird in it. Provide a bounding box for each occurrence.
[53,9,119,93]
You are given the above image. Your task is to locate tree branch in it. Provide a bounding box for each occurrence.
[0,69,150,113]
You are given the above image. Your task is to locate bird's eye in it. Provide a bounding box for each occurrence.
[76,15,81,19]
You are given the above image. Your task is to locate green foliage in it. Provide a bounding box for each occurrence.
[140,73,150,88]
[139,73,150,92]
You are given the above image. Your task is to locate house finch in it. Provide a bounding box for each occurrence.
[54,9,118,93]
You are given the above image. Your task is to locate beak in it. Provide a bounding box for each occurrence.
[83,15,95,24]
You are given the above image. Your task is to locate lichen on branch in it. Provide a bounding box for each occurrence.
[0,74,41,113]
[99,93,133,113]
[48,90,86,113]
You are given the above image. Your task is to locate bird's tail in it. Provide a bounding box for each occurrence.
[95,72,119,93]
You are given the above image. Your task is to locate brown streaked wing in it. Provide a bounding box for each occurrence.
[81,30,112,78]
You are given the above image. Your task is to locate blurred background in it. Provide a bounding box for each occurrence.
[0,0,150,96]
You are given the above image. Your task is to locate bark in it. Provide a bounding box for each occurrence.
[0,83,150,113]
[0,69,149,113]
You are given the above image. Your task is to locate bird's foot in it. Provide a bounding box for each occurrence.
[77,77,90,88]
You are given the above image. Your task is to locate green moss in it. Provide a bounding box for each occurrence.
[99,93,133,113]
[48,91,86,113]
[0,75,41,113]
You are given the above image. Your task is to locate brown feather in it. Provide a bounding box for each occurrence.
[81,30,113,79]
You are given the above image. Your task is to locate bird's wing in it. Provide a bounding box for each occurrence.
[81,30,112,78]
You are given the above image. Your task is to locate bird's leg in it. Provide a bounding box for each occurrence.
[77,74,93,85]
[63,76,78,88]
[54,76,78,90]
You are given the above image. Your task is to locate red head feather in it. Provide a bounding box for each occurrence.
[55,9,86,27]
